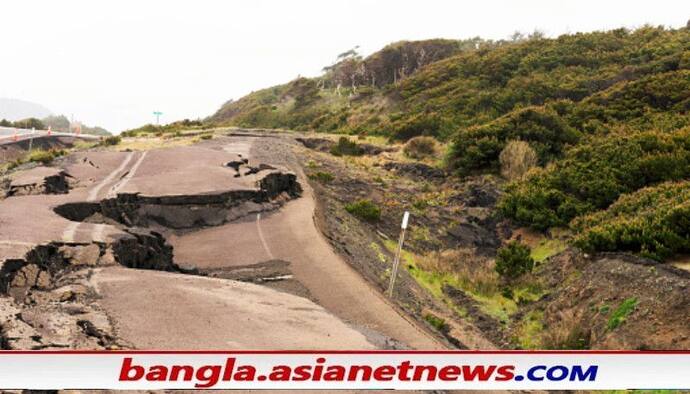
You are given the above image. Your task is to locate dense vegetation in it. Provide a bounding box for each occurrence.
[205,24,690,261]
[209,26,689,142]
[573,181,690,261]
[120,119,206,137]
[500,128,690,230]
[0,118,45,130]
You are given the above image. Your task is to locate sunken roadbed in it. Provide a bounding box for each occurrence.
[0,134,441,351]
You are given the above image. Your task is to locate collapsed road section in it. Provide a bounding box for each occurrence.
[0,142,372,350]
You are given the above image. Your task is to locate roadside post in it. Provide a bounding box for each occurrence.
[387,211,410,298]
[28,128,34,152]
[153,111,163,125]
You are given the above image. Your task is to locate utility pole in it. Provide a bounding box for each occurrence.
[387,211,410,298]
[153,111,163,125]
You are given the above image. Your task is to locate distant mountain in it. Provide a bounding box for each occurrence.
[0,98,52,121]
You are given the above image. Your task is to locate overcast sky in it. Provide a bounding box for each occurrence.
[1,0,688,133]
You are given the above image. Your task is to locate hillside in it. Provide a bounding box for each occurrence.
[1,115,111,136]
[208,26,689,141]
[205,25,690,262]
[0,98,52,121]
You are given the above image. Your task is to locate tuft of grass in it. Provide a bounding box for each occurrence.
[100,135,122,146]
[514,310,544,349]
[383,241,528,324]
[423,313,448,332]
[403,136,438,159]
[530,238,567,263]
[345,199,381,222]
[369,242,387,264]
[308,171,335,183]
[330,137,363,156]
[607,297,638,331]
[28,149,66,165]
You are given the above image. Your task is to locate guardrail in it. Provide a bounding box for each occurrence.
[0,126,100,144]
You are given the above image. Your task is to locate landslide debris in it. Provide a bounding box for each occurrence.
[0,269,126,350]
[0,229,181,299]
[0,230,174,349]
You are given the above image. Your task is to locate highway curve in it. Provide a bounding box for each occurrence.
[0,131,444,351]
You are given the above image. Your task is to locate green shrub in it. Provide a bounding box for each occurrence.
[345,199,381,222]
[569,70,690,133]
[423,313,449,332]
[101,136,121,146]
[27,149,65,165]
[205,27,690,142]
[607,298,637,330]
[390,113,441,141]
[403,136,438,159]
[495,241,534,279]
[448,107,580,174]
[200,134,213,140]
[573,181,690,261]
[500,128,690,230]
[308,171,335,183]
[330,137,363,156]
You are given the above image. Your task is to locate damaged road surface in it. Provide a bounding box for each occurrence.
[0,135,441,351]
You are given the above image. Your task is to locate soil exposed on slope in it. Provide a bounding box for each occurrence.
[294,132,690,350]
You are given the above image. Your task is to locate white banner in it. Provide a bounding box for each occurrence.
[0,351,687,390]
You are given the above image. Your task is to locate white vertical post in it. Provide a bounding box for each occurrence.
[387,211,410,298]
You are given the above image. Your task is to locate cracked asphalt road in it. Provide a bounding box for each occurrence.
[0,132,444,351]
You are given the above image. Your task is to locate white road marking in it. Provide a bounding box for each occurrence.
[256,213,274,259]
[107,151,148,198]
[87,151,135,202]
[62,151,137,243]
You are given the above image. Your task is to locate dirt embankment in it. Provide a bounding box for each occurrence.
[519,250,690,350]
[0,136,76,164]
[295,137,502,349]
[295,133,690,350]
